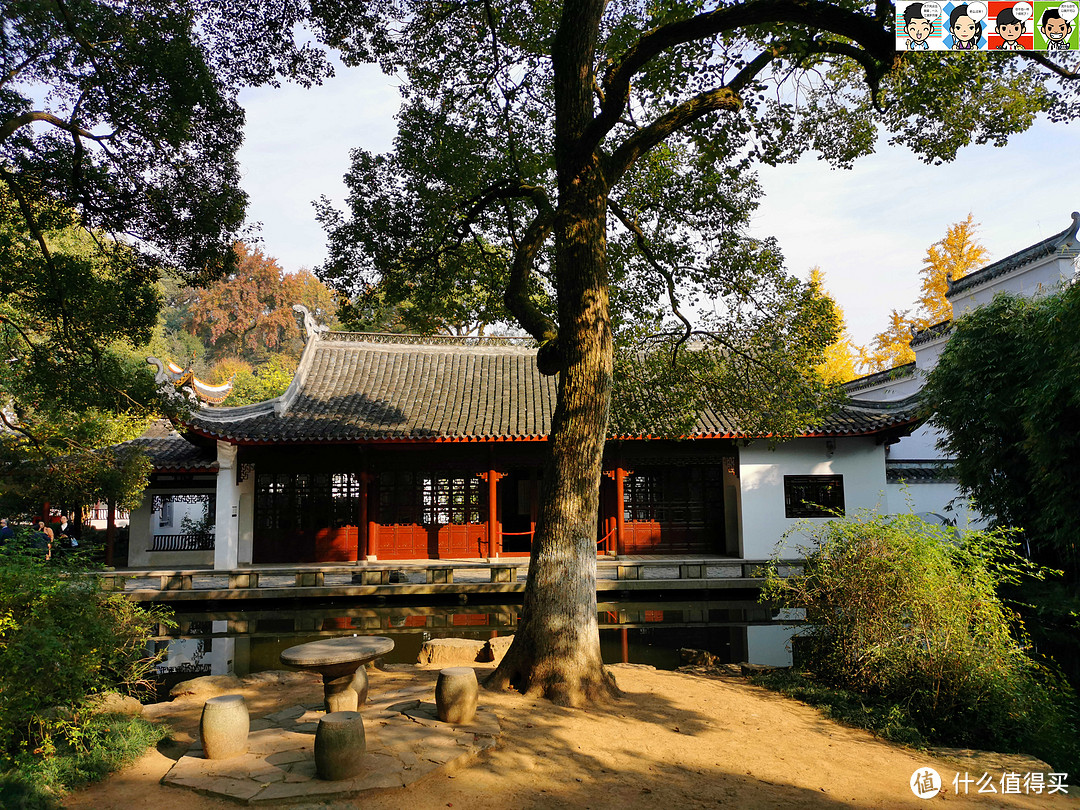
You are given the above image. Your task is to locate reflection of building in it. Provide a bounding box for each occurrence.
[847,212,1080,524]
[124,320,918,567]
[154,621,233,679]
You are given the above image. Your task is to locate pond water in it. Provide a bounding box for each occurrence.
[149,597,802,697]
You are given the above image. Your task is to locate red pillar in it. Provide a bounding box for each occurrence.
[478,471,505,558]
[614,466,628,556]
[359,472,371,561]
[363,472,379,560]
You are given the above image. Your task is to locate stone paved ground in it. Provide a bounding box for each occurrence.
[162,680,500,805]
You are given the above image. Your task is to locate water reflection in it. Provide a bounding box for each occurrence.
[150,600,800,683]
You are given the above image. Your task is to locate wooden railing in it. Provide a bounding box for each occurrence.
[150,534,215,552]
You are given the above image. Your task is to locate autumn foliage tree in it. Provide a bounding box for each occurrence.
[176,243,338,366]
[914,214,989,327]
[860,216,990,374]
[860,308,917,372]
[810,268,860,384]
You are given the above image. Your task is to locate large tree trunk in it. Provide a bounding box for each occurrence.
[486,0,619,706]
[485,173,619,704]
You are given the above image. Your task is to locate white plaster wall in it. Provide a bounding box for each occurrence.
[885,423,945,460]
[951,255,1076,315]
[847,372,922,402]
[126,500,153,567]
[914,336,948,373]
[738,437,887,560]
[126,488,215,568]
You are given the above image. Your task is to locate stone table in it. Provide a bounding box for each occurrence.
[281,636,395,713]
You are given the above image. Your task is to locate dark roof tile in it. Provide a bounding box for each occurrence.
[118,433,217,471]
[947,213,1079,297]
[189,334,921,443]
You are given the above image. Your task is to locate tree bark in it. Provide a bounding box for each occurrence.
[487,0,620,706]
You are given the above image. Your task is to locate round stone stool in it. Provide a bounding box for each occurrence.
[315,711,367,781]
[200,694,249,760]
[435,667,478,725]
[350,665,370,706]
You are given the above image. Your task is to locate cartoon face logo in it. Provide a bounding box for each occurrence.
[998,19,1024,41]
[953,14,978,40]
[909,16,933,40]
[1042,13,1071,41]
[903,3,937,44]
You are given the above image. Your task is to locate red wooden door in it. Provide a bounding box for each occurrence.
[438,523,487,558]
[376,524,432,560]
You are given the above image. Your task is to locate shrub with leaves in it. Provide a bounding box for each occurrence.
[763,513,1078,770]
[0,545,171,761]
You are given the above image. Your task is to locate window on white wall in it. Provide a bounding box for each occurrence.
[784,475,844,518]
[159,498,173,528]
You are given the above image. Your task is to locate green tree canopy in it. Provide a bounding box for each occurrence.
[306,0,1080,703]
[1,0,329,512]
[923,283,1080,579]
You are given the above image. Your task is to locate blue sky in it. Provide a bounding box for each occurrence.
[237,61,1079,346]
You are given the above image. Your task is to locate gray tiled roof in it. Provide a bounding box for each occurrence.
[947,212,1079,298]
[188,334,922,443]
[843,362,916,394]
[886,459,957,484]
[118,433,217,471]
[909,320,952,348]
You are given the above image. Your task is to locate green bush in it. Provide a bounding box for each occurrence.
[762,513,1078,771]
[0,544,171,790]
[0,714,166,809]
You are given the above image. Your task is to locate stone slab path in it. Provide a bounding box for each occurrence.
[162,680,500,804]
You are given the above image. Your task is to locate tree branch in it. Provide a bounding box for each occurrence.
[588,0,894,151]
[1,37,53,89]
[0,407,42,449]
[1018,52,1080,79]
[0,110,114,146]
[423,177,560,358]
[503,190,559,356]
[608,198,692,365]
[607,48,775,184]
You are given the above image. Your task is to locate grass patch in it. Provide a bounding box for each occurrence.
[750,669,927,748]
[0,713,166,810]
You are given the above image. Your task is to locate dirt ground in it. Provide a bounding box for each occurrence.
[64,663,1078,809]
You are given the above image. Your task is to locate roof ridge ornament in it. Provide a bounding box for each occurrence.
[146,356,234,405]
[293,304,329,340]
[1068,212,1080,246]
